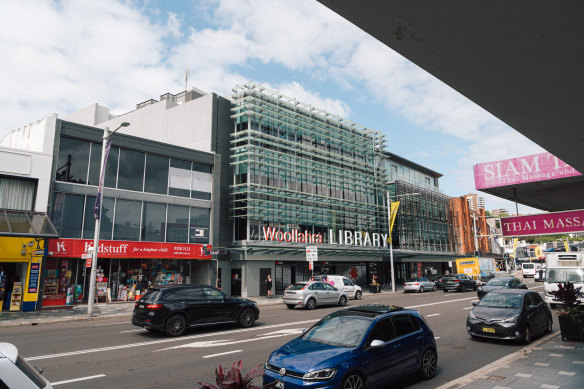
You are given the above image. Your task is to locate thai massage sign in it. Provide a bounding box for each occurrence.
[474,152,581,189]
[501,210,584,237]
[262,227,389,247]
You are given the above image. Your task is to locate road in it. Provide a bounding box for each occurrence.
[2,277,550,388]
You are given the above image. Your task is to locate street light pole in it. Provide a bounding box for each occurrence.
[87,122,129,316]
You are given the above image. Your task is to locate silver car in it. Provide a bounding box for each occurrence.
[404,277,436,293]
[0,342,52,389]
[283,281,349,310]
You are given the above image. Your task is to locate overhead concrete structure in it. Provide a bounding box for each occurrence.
[317,0,584,178]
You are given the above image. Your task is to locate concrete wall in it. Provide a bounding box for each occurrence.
[0,114,58,155]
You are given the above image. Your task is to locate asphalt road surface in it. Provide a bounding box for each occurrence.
[2,276,551,388]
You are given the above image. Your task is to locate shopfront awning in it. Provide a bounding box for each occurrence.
[0,210,59,238]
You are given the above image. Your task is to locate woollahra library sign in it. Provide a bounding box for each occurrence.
[501,209,584,237]
[262,227,389,247]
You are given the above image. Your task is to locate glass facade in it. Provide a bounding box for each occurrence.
[51,192,210,244]
[230,83,387,242]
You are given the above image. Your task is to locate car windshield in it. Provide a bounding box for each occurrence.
[522,264,535,269]
[486,279,510,286]
[478,293,523,309]
[302,314,372,348]
[288,283,308,290]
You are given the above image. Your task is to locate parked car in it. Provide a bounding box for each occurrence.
[131,285,259,336]
[310,275,363,300]
[283,281,348,310]
[467,289,553,344]
[442,273,477,293]
[534,265,546,282]
[0,342,52,389]
[477,277,527,299]
[263,305,438,388]
[521,262,537,278]
[431,275,445,289]
[404,277,436,293]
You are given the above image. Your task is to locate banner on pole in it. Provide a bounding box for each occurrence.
[390,201,400,234]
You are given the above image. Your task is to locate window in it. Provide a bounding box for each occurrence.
[87,142,101,186]
[141,202,166,242]
[192,163,212,200]
[104,146,119,188]
[189,207,210,244]
[56,137,90,184]
[322,283,336,290]
[343,279,353,286]
[144,154,169,194]
[83,196,114,240]
[166,205,188,243]
[0,177,35,210]
[368,318,396,343]
[169,158,191,197]
[392,315,417,337]
[203,287,225,301]
[113,199,141,241]
[51,192,84,238]
[117,149,144,191]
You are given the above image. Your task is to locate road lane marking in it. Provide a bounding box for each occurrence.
[425,313,441,317]
[120,329,145,333]
[155,331,304,352]
[408,296,476,308]
[52,374,106,386]
[93,322,129,327]
[203,350,243,359]
[463,307,474,310]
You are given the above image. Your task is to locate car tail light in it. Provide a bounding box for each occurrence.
[454,279,460,282]
[146,304,163,310]
[414,283,419,286]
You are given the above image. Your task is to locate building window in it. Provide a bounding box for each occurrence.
[142,202,166,242]
[192,163,212,200]
[144,154,169,195]
[56,137,90,184]
[117,149,145,192]
[82,196,114,240]
[113,199,141,241]
[0,176,36,211]
[166,205,189,243]
[169,158,191,198]
[190,207,210,244]
[52,192,84,238]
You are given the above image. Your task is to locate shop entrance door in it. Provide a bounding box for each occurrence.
[259,268,271,296]
[231,269,241,296]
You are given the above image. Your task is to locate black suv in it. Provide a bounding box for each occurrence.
[442,273,477,293]
[132,285,260,336]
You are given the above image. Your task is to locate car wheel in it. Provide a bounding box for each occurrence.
[419,286,424,293]
[443,289,448,293]
[341,372,365,389]
[432,285,436,292]
[523,326,532,344]
[545,316,553,334]
[460,284,466,293]
[305,298,316,310]
[238,308,256,328]
[286,304,295,309]
[419,347,438,379]
[473,284,477,291]
[339,295,348,307]
[165,313,187,337]
[354,290,362,300]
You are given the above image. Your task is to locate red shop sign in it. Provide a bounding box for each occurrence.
[48,239,212,260]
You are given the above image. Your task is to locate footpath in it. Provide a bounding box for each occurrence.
[1,293,582,389]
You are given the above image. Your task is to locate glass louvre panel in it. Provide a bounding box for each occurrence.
[56,137,90,184]
[166,205,188,243]
[83,196,114,240]
[51,193,84,238]
[118,149,144,191]
[113,199,141,241]
[104,146,119,188]
[189,207,210,244]
[145,154,169,195]
[169,158,191,198]
[142,202,166,242]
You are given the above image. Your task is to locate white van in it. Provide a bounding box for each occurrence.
[521,262,536,278]
[310,275,362,300]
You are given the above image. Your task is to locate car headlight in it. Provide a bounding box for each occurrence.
[303,368,337,381]
[265,361,272,370]
[468,310,477,320]
[503,314,520,323]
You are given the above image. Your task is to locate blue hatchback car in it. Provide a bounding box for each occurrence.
[263,305,438,389]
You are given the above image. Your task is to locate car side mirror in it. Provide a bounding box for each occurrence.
[472,300,478,306]
[528,305,537,311]
[369,339,385,348]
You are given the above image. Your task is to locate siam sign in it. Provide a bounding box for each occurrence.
[474,152,581,190]
[262,227,389,247]
[501,210,584,237]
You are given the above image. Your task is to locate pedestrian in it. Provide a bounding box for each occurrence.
[265,274,272,297]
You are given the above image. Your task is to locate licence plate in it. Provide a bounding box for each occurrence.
[139,304,144,308]
[275,381,285,389]
[482,327,495,333]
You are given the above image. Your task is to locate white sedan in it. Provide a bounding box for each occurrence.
[404,277,436,293]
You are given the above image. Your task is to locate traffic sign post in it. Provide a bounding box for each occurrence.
[306,246,318,276]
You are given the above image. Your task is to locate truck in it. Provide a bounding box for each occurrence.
[455,257,498,285]
[543,252,584,307]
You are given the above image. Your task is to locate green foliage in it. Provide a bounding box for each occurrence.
[549,282,584,315]
[196,360,276,389]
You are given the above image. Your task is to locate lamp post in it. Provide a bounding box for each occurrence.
[87,122,130,316]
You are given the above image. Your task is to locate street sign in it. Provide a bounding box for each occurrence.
[204,249,229,255]
[306,246,318,262]
[86,258,93,268]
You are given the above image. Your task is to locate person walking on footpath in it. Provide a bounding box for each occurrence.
[265,274,273,297]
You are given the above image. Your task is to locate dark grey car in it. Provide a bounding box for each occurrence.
[443,273,477,293]
[477,277,527,299]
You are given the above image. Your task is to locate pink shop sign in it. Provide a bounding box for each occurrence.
[501,210,584,237]
[474,152,581,190]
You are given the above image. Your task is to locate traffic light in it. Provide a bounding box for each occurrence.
[474,250,480,257]
[504,253,508,260]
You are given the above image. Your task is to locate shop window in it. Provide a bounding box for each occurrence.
[117,149,145,191]
[83,196,115,240]
[0,176,35,211]
[51,192,84,238]
[142,202,166,242]
[168,158,191,197]
[167,204,188,243]
[189,207,210,244]
[55,137,90,184]
[144,154,169,195]
[113,199,141,241]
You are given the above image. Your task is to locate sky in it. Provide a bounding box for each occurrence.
[0,0,546,214]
